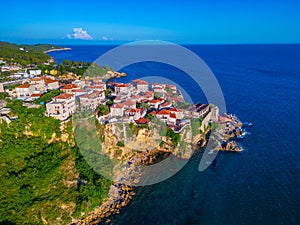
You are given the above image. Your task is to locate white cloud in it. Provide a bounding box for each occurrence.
[67,28,93,40]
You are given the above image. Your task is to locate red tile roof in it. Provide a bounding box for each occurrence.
[160,102,172,107]
[135,117,150,124]
[157,109,170,115]
[132,79,148,85]
[170,113,176,119]
[61,84,78,90]
[16,84,30,88]
[115,83,130,88]
[150,111,157,115]
[124,99,136,106]
[71,89,87,93]
[148,99,160,104]
[111,103,124,109]
[170,107,183,112]
[31,93,43,97]
[53,93,74,100]
[86,85,105,89]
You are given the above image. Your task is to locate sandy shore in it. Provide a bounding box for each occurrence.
[44,47,71,53]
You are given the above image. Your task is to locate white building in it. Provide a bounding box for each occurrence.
[110,103,125,117]
[29,70,42,76]
[115,83,131,95]
[79,91,105,110]
[46,93,76,121]
[15,84,35,99]
[132,79,149,92]
[30,76,59,92]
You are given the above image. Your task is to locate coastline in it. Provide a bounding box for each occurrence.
[76,113,244,224]
[43,47,71,53]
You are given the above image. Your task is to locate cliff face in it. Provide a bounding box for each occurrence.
[100,121,197,163]
[101,123,167,161]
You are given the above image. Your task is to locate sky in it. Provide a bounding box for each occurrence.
[0,0,299,44]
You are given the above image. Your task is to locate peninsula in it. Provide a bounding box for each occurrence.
[0,42,245,225]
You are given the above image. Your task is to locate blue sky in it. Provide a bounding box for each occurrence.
[0,0,299,44]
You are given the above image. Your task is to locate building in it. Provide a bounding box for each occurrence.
[29,76,59,92]
[132,79,149,92]
[186,104,210,118]
[152,83,166,89]
[29,70,42,76]
[45,78,59,90]
[86,84,106,92]
[79,91,105,109]
[30,93,43,100]
[15,84,35,99]
[94,81,106,88]
[156,109,171,122]
[124,108,144,121]
[71,89,88,96]
[46,93,76,121]
[115,83,131,95]
[169,108,184,120]
[147,98,165,109]
[166,84,177,94]
[61,84,79,93]
[123,99,136,109]
[110,103,125,117]
[159,101,172,109]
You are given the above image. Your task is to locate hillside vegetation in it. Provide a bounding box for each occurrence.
[0,99,112,224]
[0,42,62,66]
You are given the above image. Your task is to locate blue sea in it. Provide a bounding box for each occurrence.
[48,44,300,225]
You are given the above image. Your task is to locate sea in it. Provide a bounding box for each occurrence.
[48,44,300,225]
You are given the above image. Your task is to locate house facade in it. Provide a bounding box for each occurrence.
[15,84,35,98]
[46,93,76,121]
[79,91,105,109]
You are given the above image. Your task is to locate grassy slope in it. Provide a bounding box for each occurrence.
[0,100,112,224]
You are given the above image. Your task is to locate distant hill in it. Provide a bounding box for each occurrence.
[0,41,64,66]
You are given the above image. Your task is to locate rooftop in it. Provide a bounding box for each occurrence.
[53,93,74,100]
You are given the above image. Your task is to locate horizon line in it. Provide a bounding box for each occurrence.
[1,39,300,46]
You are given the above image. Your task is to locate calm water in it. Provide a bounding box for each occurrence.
[49,44,300,225]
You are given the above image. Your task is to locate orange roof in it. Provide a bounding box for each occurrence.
[157,109,170,115]
[31,93,43,97]
[86,85,105,89]
[132,79,148,85]
[135,117,150,124]
[45,78,58,84]
[150,111,157,115]
[170,113,176,119]
[61,84,78,90]
[115,83,130,88]
[111,103,124,109]
[170,107,183,112]
[16,84,30,88]
[148,99,160,104]
[124,99,136,106]
[53,93,74,100]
